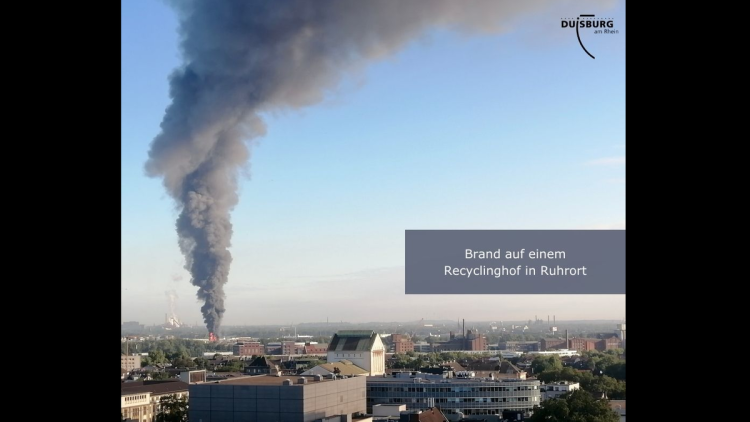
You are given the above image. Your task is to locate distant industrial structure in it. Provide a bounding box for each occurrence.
[540,325,625,352]
[163,290,182,329]
[616,323,626,348]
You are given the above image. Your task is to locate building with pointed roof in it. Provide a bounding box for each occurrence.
[328,330,387,376]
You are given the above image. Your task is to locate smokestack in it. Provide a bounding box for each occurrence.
[554,315,556,324]
[547,315,549,325]
[566,330,569,346]
[463,319,466,350]
[144,0,595,337]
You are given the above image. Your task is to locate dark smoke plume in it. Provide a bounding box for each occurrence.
[145,0,609,335]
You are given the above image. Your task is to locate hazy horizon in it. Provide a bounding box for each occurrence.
[123,316,625,328]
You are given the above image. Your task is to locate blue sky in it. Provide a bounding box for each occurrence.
[122,0,625,326]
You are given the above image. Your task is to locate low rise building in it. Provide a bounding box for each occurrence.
[391,334,415,354]
[266,342,282,355]
[233,341,265,356]
[188,374,367,422]
[526,349,579,357]
[122,354,142,371]
[497,341,540,352]
[541,381,580,400]
[366,375,540,418]
[433,330,487,352]
[413,342,433,353]
[121,379,189,422]
[569,338,599,352]
[244,356,280,375]
[283,341,307,355]
[540,338,567,351]
[303,343,328,354]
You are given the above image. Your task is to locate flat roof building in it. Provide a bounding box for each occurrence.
[188,374,366,422]
[366,376,540,418]
[122,354,142,371]
[541,381,580,401]
[121,379,189,422]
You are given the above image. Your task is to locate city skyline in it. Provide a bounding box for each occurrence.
[122,0,626,327]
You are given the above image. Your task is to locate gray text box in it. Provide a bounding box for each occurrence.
[405,230,624,294]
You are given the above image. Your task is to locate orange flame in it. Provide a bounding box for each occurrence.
[209,332,218,342]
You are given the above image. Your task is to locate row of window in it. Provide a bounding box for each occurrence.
[124,394,147,402]
[368,385,537,393]
[371,397,534,404]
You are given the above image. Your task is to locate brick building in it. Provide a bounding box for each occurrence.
[569,338,599,352]
[540,338,567,351]
[434,330,487,352]
[232,341,264,356]
[391,334,415,354]
[303,343,328,354]
[282,341,306,355]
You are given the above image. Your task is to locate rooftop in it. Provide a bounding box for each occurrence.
[205,374,356,387]
[329,330,379,352]
[247,356,276,367]
[121,379,189,396]
[316,361,369,376]
[336,330,376,337]
[366,376,539,384]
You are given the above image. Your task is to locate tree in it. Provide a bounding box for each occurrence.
[172,357,194,368]
[155,394,188,422]
[193,357,208,369]
[531,355,563,374]
[528,389,619,422]
[390,354,411,369]
[604,362,625,381]
[150,371,172,380]
[149,350,167,365]
[609,380,626,400]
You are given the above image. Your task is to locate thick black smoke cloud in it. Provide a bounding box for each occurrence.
[144,0,610,335]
